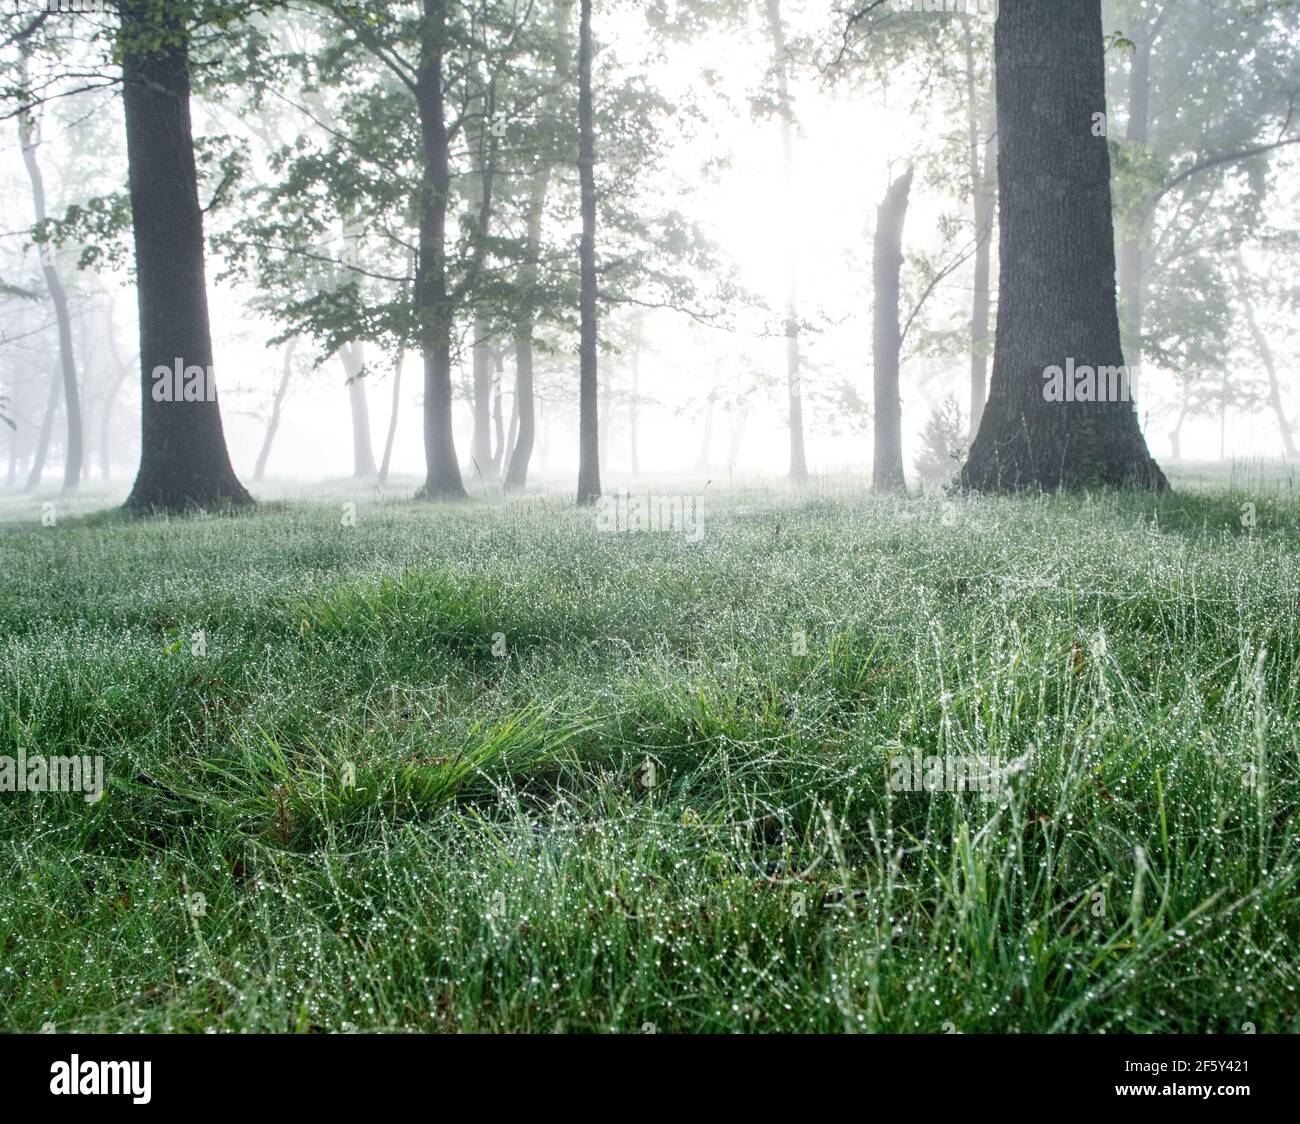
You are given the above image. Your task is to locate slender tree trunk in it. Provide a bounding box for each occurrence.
[1118,15,1155,386]
[120,1,252,511]
[378,252,414,485]
[1168,380,1190,463]
[1236,259,1296,460]
[575,0,601,505]
[964,27,996,439]
[629,332,641,475]
[695,387,716,473]
[504,160,552,493]
[100,305,132,481]
[872,165,913,492]
[24,360,60,493]
[471,317,495,480]
[961,0,1167,492]
[254,337,296,482]
[490,351,505,476]
[763,0,807,482]
[340,341,378,477]
[415,0,467,500]
[502,375,519,480]
[18,51,82,495]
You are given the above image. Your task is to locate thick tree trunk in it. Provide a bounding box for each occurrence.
[576,0,601,505]
[340,341,377,477]
[24,360,60,493]
[1236,260,1296,460]
[254,337,296,482]
[415,0,467,500]
[961,0,1167,493]
[763,0,807,482]
[872,165,912,492]
[18,52,82,496]
[119,2,251,511]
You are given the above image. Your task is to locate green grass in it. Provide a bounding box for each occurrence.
[1,470,1298,1032]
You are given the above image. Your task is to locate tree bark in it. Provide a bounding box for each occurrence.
[1118,14,1155,384]
[960,0,1167,493]
[119,1,252,511]
[340,340,377,477]
[575,0,601,505]
[504,161,551,492]
[763,0,808,482]
[18,49,82,496]
[254,337,296,482]
[872,165,912,492]
[414,0,468,500]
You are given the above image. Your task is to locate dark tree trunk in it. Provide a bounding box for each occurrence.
[341,341,378,478]
[872,165,912,492]
[575,0,600,505]
[119,2,251,511]
[254,337,296,482]
[763,0,807,482]
[415,0,467,500]
[1118,13,1158,382]
[18,51,82,496]
[961,0,1167,493]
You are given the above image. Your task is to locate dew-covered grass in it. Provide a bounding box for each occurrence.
[1,469,1298,1032]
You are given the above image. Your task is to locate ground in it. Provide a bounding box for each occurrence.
[0,468,1297,1032]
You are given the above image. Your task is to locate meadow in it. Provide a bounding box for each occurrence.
[1,468,1297,1033]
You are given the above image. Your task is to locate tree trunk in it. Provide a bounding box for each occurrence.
[964,27,996,440]
[254,337,296,482]
[695,387,716,473]
[1118,15,1155,386]
[504,162,550,493]
[872,165,913,492]
[378,252,414,485]
[1168,380,1190,463]
[24,360,60,493]
[120,1,252,511]
[629,329,641,475]
[575,0,601,506]
[471,318,495,481]
[1236,259,1296,460]
[415,0,467,500]
[763,0,807,482]
[340,341,377,477]
[960,0,1167,493]
[18,50,82,496]
[490,352,505,477]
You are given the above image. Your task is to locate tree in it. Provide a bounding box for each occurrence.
[575,0,599,505]
[119,0,252,510]
[17,45,81,495]
[961,0,1166,492]
[871,163,912,491]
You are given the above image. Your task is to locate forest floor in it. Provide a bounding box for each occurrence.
[1,466,1298,1032]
